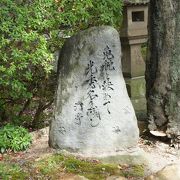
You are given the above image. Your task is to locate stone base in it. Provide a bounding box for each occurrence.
[57,147,149,167]
[99,148,149,166]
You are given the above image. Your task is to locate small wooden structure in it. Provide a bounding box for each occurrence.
[120,0,149,120]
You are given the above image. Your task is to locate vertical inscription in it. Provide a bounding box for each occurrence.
[85,60,101,127]
[101,45,115,114]
[73,45,115,127]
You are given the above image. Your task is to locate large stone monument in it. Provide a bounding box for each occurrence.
[49,26,139,158]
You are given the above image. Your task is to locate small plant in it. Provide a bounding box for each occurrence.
[0,124,32,153]
[141,43,147,60]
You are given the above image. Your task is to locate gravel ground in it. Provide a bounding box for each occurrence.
[139,135,180,176]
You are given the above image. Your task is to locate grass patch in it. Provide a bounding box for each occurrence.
[34,154,145,180]
[33,154,65,176]
[0,162,29,179]
[0,153,145,179]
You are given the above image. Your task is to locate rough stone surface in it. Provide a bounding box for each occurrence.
[145,163,180,180]
[49,26,139,157]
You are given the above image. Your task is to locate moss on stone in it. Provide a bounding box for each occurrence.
[34,154,145,179]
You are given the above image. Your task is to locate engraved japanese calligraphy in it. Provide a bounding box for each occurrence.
[101,45,115,114]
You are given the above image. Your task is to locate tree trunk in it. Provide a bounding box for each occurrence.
[146,0,180,136]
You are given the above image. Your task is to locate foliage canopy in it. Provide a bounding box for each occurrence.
[0,0,123,128]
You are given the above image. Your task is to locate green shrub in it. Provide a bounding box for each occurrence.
[0,0,123,128]
[0,124,32,153]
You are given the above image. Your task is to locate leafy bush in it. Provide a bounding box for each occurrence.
[0,0,123,128]
[0,124,32,153]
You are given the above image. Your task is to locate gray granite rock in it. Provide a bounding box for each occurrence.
[49,26,139,157]
[145,163,180,180]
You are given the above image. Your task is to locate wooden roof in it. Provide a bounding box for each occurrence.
[124,0,149,6]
